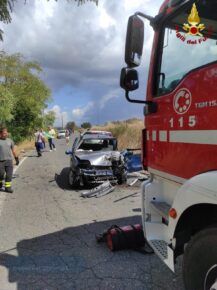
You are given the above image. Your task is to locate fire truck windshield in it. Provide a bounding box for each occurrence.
[156,0,217,96]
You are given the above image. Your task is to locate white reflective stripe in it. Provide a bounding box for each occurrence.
[152,130,157,141]
[147,130,149,141]
[170,130,217,145]
[159,131,167,142]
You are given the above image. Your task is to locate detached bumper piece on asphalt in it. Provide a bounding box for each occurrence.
[126,171,149,186]
[81,181,115,198]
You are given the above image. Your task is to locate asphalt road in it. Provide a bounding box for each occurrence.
[0,138,184,290]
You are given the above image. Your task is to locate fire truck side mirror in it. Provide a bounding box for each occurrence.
[120,68,139,91]
[125,15,144,68]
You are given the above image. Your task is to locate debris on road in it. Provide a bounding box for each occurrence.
[96,224,145,250]
[81,181,115,198]
[80,169,148,198]
[66,136,148,194]
[127,171,149,186]
[96,223,154,254]
[121,149,143,173]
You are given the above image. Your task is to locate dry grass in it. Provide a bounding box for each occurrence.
[14,119,145,155]
[15,139,35,156]
[93,118,144,150]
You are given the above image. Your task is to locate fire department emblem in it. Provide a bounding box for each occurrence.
[173,89,192,114]
[183,3,205,37]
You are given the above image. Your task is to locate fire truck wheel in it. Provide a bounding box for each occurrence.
[183,227,217,290]
[204,264,217,290]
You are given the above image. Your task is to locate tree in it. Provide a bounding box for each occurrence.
[0,0,99,40]
[43,111,56,127]
[0,85,15,123]
[81,122,91,129]
[65,121,76,131]
[0,51,51,142]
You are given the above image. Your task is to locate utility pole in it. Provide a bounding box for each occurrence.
[61,114,64,129]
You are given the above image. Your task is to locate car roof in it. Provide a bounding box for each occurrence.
[83,130,112,136]
[82,134,115,140]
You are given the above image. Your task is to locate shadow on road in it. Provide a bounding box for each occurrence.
[55,167,72,191]
[0,215,155,290]
[55,167,95,192]
[26,149,52,158]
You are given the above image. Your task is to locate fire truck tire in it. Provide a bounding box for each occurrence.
[204,264,217,290]
[183,227,217,290]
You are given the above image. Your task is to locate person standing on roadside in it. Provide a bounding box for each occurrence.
[65,129,70,146]
[47,126,56,151]
[41,129,46,149]
[34,129,45,157]
[0,127,19,193]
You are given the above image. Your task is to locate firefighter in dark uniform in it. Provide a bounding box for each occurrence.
[0,127,19,193]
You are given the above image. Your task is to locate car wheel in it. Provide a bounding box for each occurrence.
[68,169,79,187]
[117,172,127,185]
[183,227,217,290]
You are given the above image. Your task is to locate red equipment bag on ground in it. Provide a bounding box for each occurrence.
[106,224,145,251]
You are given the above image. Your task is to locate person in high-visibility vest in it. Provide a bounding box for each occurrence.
[47,126,56,151]
[0,127,19,193]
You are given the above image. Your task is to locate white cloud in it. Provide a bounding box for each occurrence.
[34,0,56,29]
[99,7,116,29]
[46,105,69,127]
[72,102,94,122]
[1,0,162,125]
[99,90,119,109]
[72,89,120,124]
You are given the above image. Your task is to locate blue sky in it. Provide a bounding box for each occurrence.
[0,0,161,126]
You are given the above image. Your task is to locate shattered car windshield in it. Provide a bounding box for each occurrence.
[78,138,115,151]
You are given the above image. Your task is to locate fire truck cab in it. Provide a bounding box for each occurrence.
[120,0,217,289]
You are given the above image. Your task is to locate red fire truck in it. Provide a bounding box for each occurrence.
[120,0,217,289]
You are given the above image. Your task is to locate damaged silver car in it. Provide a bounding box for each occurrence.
[66,133,127,187]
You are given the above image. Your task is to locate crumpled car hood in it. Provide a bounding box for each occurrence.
[75,150,114,166]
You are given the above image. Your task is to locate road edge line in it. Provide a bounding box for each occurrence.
[13,156,27,174]
[0,156,28,218]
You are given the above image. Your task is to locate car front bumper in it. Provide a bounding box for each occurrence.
[79,168,116,184]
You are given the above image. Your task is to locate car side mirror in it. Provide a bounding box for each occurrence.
[113,140,118,150]
[120,68,139,91]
